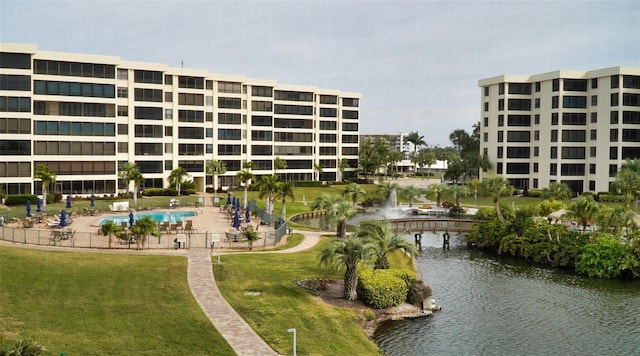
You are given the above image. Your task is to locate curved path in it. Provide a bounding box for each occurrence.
[186,231,323,356]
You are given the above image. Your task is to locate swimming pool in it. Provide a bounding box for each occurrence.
[98,211,196,225]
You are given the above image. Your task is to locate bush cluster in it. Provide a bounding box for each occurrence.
[357,268,412,309]
[292,181,324,187]
[142,188,177,196]
[4,194,38,206]
[525,189,543,197]
[598,193,625,202]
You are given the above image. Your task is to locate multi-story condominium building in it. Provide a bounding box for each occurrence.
[479,66,640,194]
[0,43,361,196]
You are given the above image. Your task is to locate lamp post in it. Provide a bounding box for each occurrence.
[287,328,296,356]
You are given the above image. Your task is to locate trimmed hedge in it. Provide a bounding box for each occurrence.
[357,268,410,309]
[526,189,543,197]
[598,193,625,202]
[143,188,178,196]
[4,194,38,206]
[385,268,417,286]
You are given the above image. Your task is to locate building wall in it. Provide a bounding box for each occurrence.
[479,66,640,193]
[0,43,361,195]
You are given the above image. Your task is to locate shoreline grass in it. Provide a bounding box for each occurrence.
[0,246,233,355]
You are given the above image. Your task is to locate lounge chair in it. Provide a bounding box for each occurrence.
[159,221,170,233]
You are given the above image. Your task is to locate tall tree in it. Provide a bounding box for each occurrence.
[101,220,121,249]
[314,161,324,181]
[542,182,573,201]
[449,184,470,207]
[275,181,295,219]
[376,182,399,201]
[481,177,514,224]
[237,169,254,209]
[373,138,391,181]
[405,131,426,172]
[168,167,189,196]
[615,158,640,211]
[563,195,600,232]
[119,162,145,207]
[414,149,437,179]
[34,164,56,213]
[319,237,375,301]
[256,175,279,215]
[338,158,349,182]
[206,160,227,199]
[467,179,481,208]
[449,129,471,153]
[358,138,379,183]
[130,215,159,250]
[356,220,417,269]
[399,185,422,207]
[274,157,287,179]
[425,183,449,207]
[312,194,357,237]
[343,182,366,205]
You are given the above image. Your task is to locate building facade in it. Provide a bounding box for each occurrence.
[0,43,361,196]
[479,66,640,194]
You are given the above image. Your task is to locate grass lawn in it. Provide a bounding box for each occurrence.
[214,236,382,356]
[0,247,233,355]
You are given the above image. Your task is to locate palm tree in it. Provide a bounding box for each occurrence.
[312,194,357,237]
[563,195,600,232]
[449,184,470,207]
[275,181,295,219]
[237,169,254,209]
[206,160,227,199]
[597,207,635,237]
[274,157,287,178]
[424,183,448,207]
[480,177,514,224]
[319,237,375,300]
[130,215,159,250]
[100,220,121,249]
[242,160,255,170]
[405,131,426,172]
[376,182,399,201]
[343,182,366,205]
[256,175,279,215]
[119,162,144,207]
[314,161,323,181]
[467,179,481,208]
[33,164,56,213]
[356,220,417,269]
[615,158,640,211]
[542,182,572,201]
[338,158,349,182]
[168,167,189,196]
[399,185,422,207]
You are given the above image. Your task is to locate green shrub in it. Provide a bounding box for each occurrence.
[357,268,408,309]
[526,189,543,197]
[143,188,177,196]
[386,268,417,286]
[598,194,625,202]
[4,194,38,206]
[536,199,565,216]
[292,180,324,187]
[576,236,630,278]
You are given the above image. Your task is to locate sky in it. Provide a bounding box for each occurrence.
[1,0,639,146]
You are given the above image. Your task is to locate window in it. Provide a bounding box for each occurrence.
[562,113,586,125]
[534,114,540,124]
[117,87,127,98]
[590,130,597,140]
[533,163,539,172]
[623,75,640,89]
[552,96,559,108]
[561,164,585,176]
[610,129,618,142]
[498,99,504,111]
[178,76,204,89]
[164,74,173,85]
[251,115,272,126]
[320,134,337,143]
[483,132,488,142]
[320,95,338,104]
[252,86,273,97]
[611,111,619,124]
[496,163,503,174]
[134,124,163,138]
[507,115,530,126]
[550,163,557,176]
[591,112,597,123]
[0,118,30,134]
[506,131,530,142]
[165,109,173,120]
[274,90,313,102]
[591,78,598,89]
[562,96,587,108]
[534,130,540,141]
[498,115,504,126]
[117,105,128,116]
[484,117,488,127]
[609,164,618,177]
[274,146,313,155]
[611,93,619,106]
[552,113,558,125]
[134,70,163,84]
[590,147,596,157]
[251,101,273,112]
[117,69,128,80]
[0,96,31,112]
[33,60,115,78]
[218,128,241,140]
[551,130,558,142]
[623,111,640,124]
[561,147,585,159]
[563,79,587,91]
[251,145,272,156]
[321,146,337,156]
[506,147,529,158]
[178,127,204,139]
[591,95,597,106]
[623,93,640,106]
[274,118,313,129]
[219,113,242,125]
[534,147,539,157]
[562,130,586,142]
[611,75,619,89]
[341,135,359,144]
[535,98,540,108]
[342,122,358,131]
[320,107,337,117]
[610,147,618,159]
[342,98,359,107]
[552,79,559,92]
[499,83,504,95]
[251,130,272,141]
[508,83,531,95]
[0,74,31,91]
[218,81,241,93]
[274,132,313,142]
[622,129,640,142]
[134,106,163,120]
[134,88,163,102]
[164,92,172,102]
[33,80,115,98]
[484,87,489,96]
[497,131,503,142]
[178,110,204,122]
[589,164,596,174]
[218,97,241,109]
[0,52,31,69]
[506,163,529,174]
[551,147,557,159]
[484,102,489,112]
[179,93,204,106]
[535,82,541,92]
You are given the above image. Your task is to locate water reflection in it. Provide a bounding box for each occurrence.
[374,233,640,356]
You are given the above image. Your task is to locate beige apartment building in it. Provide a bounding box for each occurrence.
[0,43,361,196]
[479,66,640,194]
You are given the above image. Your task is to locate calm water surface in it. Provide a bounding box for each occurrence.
[374,233,640,356]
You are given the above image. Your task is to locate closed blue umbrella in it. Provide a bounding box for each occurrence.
[235,197,240,210]
[226,192,231,206]
[59,210,67,227]
[66,195,72,209]
[245,206,250,223]
[233,210,240,228]
[90,193,95,207]
[129,211,135,228]
[26,200,32,217]
[36,197,41,212]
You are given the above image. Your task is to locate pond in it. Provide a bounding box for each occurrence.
[373,233,640,355]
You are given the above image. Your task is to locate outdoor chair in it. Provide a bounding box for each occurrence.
[121,221,128,231]
[160,221,170,233]
[170,224,178,234]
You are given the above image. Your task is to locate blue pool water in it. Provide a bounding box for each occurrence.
[98,211,196,225]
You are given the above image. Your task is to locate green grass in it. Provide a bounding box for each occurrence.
[0,247,233,355]
[214,237,381,356]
